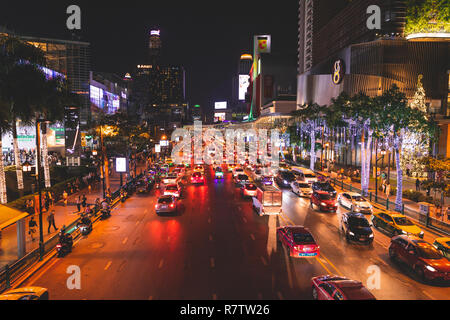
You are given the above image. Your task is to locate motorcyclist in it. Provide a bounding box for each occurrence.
[94,198,101,214]
[59,225,72,244]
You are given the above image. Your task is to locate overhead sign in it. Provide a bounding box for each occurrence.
[215,102,227,110]
[160,140,169,147]
[115,157,127,173]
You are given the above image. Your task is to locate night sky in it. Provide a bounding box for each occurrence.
[0,0,299,115]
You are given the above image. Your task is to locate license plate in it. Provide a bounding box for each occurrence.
[299,252,316,257]
[161,205,167,209]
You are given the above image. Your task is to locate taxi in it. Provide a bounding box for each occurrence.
[433,237,450,260]
[371,211,424,238]
[193,165,204,174]
[0,287,49,300]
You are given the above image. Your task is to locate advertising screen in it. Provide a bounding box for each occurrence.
[214,102,227,110]
[115,157,127,173]
[214,112,226,123]
[239,75,250,101]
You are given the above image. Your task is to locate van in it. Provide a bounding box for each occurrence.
[292,167,318,184]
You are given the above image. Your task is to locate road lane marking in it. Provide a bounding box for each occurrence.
[26,257,59,286]
[104,261,112,271]
[250,234,255,241]
[315,257,332,274]
[144,209,148,214]
[158,259,164,269]
[135,220,140,225]
[122,237,128,244]
[375,239,388,249]
[243,217,247,223]
[210,258,215,268]
[260,256,267,266]
[422,291,436,300]
[320,255,343,276]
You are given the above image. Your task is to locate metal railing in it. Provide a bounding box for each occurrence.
[0,174,143,293]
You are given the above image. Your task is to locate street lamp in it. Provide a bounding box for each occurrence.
[22,161,32,172]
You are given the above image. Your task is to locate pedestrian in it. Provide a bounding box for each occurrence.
[28,216,37,241]
[81,194,87,209]
[63,190,68,206]
[76,195,81,212]
[47,210,58,233]
[386,183,391,197]
[416,178,420,191]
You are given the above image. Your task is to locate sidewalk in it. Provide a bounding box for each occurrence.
[0,168,125,269]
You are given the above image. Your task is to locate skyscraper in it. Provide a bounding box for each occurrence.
[148,29,162,66]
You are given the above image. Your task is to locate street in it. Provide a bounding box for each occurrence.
[21,166,450,300]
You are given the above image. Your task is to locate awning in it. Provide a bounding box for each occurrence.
[0,205,29,230]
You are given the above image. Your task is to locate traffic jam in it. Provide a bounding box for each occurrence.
[144,157,450,300]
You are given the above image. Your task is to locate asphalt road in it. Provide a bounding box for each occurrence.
[21,165,450,300]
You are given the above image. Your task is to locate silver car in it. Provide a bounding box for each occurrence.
[155,195,178,215]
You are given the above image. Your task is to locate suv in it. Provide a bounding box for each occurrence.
[340,212,374,244]
[311,191,337,212]
[389,235,450,283]
[312,182,337,198]
[275,171,296,189]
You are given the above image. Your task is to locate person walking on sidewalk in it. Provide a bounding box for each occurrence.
[47,210,58,234]
[63,190,68,206]
[28,216,37,241]
[81,194,87,209]
[416,178,420,191]
[76,196,81,212]
[385,183,391,197]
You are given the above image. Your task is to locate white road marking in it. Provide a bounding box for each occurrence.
[135,220,140,226]
[250,234,255,241]
[144,209,148,214]
[122,237,128,244]
[158,259,164,269]
[210,258,215,268]
[104,261,112,271]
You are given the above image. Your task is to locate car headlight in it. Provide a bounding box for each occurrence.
[320,202,327,206]
[402,230,407,234]
[283,180,288,184]
[425,265,436,272]
[349,232,355,236]
[419,231,424,237]
[369,234,374,238]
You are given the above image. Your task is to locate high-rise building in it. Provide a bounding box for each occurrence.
[148,29,162,66]
[231,54,253,120]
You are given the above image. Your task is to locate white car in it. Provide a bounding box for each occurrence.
[232,167,245,178]
[164,184,181,198]
[292,168,318,185]
[162,174,178,185]
[337,192,373,214]
[291,181,313,197]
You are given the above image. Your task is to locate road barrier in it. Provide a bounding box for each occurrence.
[0,174,144,293]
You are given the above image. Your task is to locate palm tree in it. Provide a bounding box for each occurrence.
[0,35,47,195]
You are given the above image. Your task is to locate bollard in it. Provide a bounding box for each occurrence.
[402,204,405,215]
[386,198,389,210]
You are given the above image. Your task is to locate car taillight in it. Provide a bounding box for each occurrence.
[56,244,62,248]
[170,203,175,208]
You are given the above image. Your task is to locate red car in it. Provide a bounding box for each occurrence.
[311,275,376,300]
[191,172,205,184]
[310,190,337,212]
[389,235,450,283]
[277,226,319,258]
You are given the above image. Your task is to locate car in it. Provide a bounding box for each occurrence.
[261,175,273,186]
[337,192,372,214]
[277,226,319,258]
[164,184,181,198]
[311,276,376,300]
[291,181,313,197]
[241,183,258,198]
[214,167,224,179]
[228,164,236,172]
[235,174,249,186]
[193,165,204,173]
[433,237,450,260]
[0,287,49,300]
[312,181,337,198]
[371,211,424,238]
[311,190,338,212]
[155,195,178,215]
[389,235,450,283]
[191,172,205,184]
[340,212,374,244]
[165,158,174,166]
[162,174,178,185]
[274,171,296,188]
[292,167,318,184]
[232,167,245,178]
[135,180,150,193]
[278,162,291,171]
[172,168,183,177]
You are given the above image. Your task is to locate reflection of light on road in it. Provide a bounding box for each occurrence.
[266,215,278,258]
[166,219,181,251]
[148,220,163,245]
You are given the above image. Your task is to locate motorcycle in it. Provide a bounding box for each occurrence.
[120,190,128,203]
[77,216,92,236]
[100,208,111,220]
[56,233,73,257]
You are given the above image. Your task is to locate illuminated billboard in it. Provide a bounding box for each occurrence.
[255,35,271,54]
[239,75,250,101]
[115,157,127,173]
[214,102,227,110]
[90,85,120,115]
[214,112,226,123]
